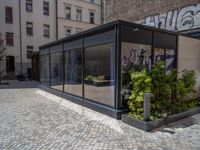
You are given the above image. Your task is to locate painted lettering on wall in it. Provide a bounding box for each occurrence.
[137,3,200,31]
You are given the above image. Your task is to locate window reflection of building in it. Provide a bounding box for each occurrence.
[64,49,82,97]
[40,53,49,86]
[84,43,115,107]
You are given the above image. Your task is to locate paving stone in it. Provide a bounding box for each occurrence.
[0,80,200,150]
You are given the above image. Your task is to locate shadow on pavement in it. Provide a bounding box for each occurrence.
[0,80,39,89]
[152,115,200,134]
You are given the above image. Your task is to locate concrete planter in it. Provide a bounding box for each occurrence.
[122,107,200,132]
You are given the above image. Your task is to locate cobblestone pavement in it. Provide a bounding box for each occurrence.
[0,81,200,150]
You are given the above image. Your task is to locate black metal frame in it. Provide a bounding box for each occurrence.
[39,20,180,119]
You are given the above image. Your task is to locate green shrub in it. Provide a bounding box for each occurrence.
[85,75,94,81]
[128,69,152,120]
[128,61,198,120]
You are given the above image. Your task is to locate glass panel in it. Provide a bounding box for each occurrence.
[121,42,152,106]
[154,48,165,62]
[40,53,49,86]
[84,43,115,107]
[154,48,175,72]
[64,49,82,97]
[50,52,63,91]
[166,49,175,71]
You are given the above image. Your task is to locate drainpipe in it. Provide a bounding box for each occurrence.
[100,0,103,24]
[19,0,23,74]
[55,0,58,40]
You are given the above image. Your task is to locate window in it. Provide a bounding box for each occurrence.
[26,0,33,12]
[84,43,115,107]
[76,9,82,21]
[89,12,95,24]
[5,7,13,23]
[50,46,63,91]
[26,22,33,36]
[43,24,50,38]
[40,52,50,86]
[27,46,33,58]
[6,32,14,46]
[90,0,95,4]
[65,27,71,37]
[121,26,153,107]
[43,1,49,16]
[64,49,82,97]
[65,6,71,19]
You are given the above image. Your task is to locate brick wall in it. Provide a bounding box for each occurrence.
[105,0,200,31]
[105,0,200,22]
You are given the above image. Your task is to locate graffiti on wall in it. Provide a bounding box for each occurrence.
[136,3,200,31]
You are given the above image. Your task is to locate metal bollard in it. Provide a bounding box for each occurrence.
[144,93,153,121]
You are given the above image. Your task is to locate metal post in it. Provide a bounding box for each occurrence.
[144,93,153,121]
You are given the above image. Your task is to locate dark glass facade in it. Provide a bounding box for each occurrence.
[84,43,115,107]
[64,49,82,97]
[39,20,178,118]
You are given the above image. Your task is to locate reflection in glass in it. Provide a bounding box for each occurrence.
[121,42,152,106]
[40,54,50,86]
[154,48,165,63]
[50,52,63,91]
[64,49,82,97]
[122,42,152,71]
[166,49,175,71]
[84,43,115,107]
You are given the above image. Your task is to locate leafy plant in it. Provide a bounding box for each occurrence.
[85,75,94,81]
[97,75,105,81]
[128,68,152,120]
[128,61,198,120]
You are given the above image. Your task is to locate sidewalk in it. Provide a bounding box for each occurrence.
[0,80,200,150]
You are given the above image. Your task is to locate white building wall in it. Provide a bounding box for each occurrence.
[20,0,56,73]
[0,0,21,75]
[0,0,102,76]
[58,0,102,39]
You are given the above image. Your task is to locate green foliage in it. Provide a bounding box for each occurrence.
[85,75,94,81]
[128,69,152,120]
[97,75,105,81]
[128,61,198,120]
[85,75,105,82]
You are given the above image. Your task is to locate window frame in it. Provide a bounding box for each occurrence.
[5,7,13,24]
[43,24,50,38]
[65,6,71,20]
[26,0,33,12]
[89,11,95,24]
[43,1,49,16]
[27,45,34,59]
[6,32,14,46]
[76,8,82,22]
[26,22,33,36]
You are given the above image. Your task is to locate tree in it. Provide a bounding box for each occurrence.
[0,32,7,84]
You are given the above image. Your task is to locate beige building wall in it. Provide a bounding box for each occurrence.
[0,0,21,75]
[0,0,102,76]
[0,0,56,75]
[58,0,102,39]
[178,35,200,93]
[20,0,57,74]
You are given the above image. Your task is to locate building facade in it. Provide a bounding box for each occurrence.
[104,0,200,38]
[0,0,102,77]
[39,20,200,118]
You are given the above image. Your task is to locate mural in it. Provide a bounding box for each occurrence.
[137,3,200,31]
